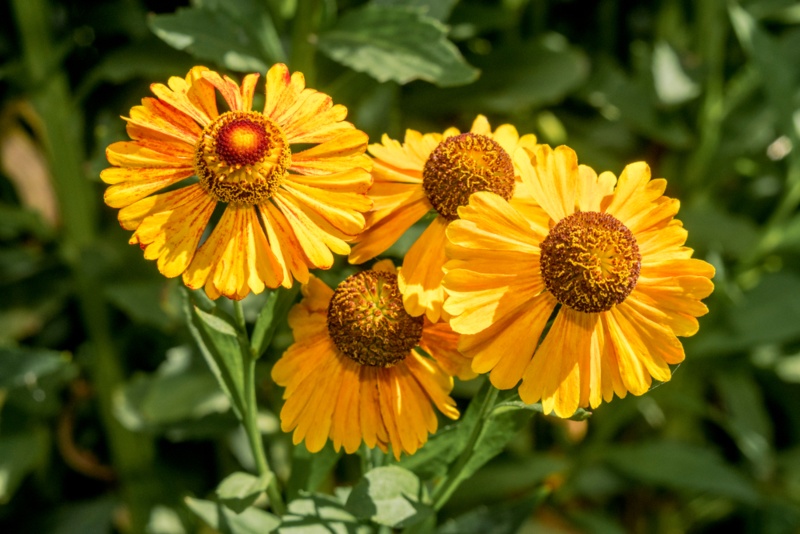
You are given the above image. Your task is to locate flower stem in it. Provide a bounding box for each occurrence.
[290,0,321,85]
[232,300,287,516]
[431,385,500,511]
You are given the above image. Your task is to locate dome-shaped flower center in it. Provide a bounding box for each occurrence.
[327,270,424,367]
[422,133,515,221]
[540,211,641,313]
[195,111,291,205]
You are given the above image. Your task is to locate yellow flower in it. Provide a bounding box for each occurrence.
[348,115,538,322]
[271,260,468,459]
[101,64,372,300]
[442,145,715,417]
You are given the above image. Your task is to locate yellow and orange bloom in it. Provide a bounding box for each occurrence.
[101,64,372,300]
[442,145,715,417]
[349,116,538,323]
[272,260,468,459]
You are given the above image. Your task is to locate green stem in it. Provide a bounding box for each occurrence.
[232,301,287,516]
[12,0,158,531]
[290,0,321,84]
[431,386,500,511]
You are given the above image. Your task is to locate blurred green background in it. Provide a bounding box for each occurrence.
[2,0,800,532]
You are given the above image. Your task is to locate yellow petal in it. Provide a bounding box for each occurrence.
[398,217,449,321]
[290,130,371,176]
[520,308,599,417]
[521,144,579,222]
[103,167,194,208]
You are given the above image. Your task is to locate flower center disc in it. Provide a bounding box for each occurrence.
[540,211,641,313]
[327,270,424,367]
[422,133,515,221]
[195,111,291,205]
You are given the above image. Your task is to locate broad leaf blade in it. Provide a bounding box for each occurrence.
[317,5,479,87]
[185,496,280,533]
[216,471,272,514]
[251,285,300,357]
[345,466,433,528]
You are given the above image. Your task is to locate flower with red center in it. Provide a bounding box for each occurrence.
[101,64,372,299]
[271,260,472,459]
[442,145,715,417]
[348,116,540,322]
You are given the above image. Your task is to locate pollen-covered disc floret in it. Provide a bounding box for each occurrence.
[422,133,515,221]
[540,211,641,313]
[327,270,424,367]
[195,110,291,204]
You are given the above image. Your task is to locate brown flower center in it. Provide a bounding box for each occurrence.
[327,270,424,367]
[195,111,291,204]
[540,211,641,313]
[422,133,515,221]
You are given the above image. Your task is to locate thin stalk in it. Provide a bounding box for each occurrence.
[684,0,727,190]
[431,386,499,511]
[290,0,321,84]
[12,0,158,531]
[232,301,287,516]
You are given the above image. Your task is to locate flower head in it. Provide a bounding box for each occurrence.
[271,260,471,459]
[348,116,537,323]
[101,65,372,300]
[442,145,715,417]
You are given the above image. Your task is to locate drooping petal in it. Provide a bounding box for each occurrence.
[398,216,449,321]
[126,184,216,276]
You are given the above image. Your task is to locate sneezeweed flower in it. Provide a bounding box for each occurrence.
[101,64,372,300]
[443,145,715,417]
[348,115,539,322]
[271,260,470,459]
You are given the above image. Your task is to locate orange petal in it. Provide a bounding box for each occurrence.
[290,130,371,176]
[125,97,202,145]
[127,184,216,276]
[103,167,194,208]
[419,320,477,380]
[521,144,579,222]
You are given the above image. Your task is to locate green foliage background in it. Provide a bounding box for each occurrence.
[2,0,800,532]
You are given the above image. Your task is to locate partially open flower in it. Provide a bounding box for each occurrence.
[101,64,372,300]
[348,116,540,323]
[272,260,469,459]
[443,145,715,417]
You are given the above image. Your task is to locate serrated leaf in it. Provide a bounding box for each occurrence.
[345,466,432,528]
[317,5,478,87]
[251,285,300,357]
[149,7,272,72]
[216,471,272,513]
[604,441,759,503]
[183,290,247,418]
[185,496,279,534]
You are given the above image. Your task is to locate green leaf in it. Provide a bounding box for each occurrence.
[729,3,798,138]
[317,5,479,87]
[105,280,175,330]
[437,488,549,534]
[405,36,588,115]
[372,0,459,21]
[216,471,273,514]
[113,347,232,434]
[251,285,300,357]
[603,441,760,503]
[652,41,700,105]
[286,442,342,501]
[732,273,800,346]
[280,493,370,533]
[345,465,432,528]
[680,202,760,258]
[149,0,286,73]
[715,372,774,473]
[183,290,247,418]
[185,496,279,534]
[0,428,49,503]
[0,346,71,390]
